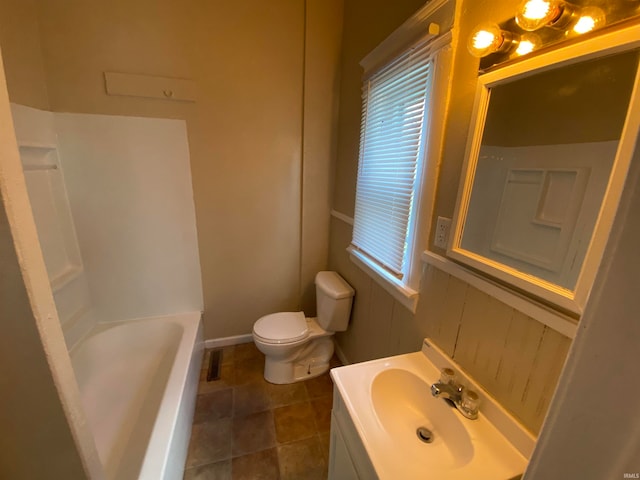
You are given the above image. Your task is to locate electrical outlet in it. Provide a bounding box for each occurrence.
[434,216,452,249]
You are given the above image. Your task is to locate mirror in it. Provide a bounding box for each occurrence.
[450,26,640,314]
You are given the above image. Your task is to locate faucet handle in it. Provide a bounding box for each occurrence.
[459,389,480,419]
[439,367,457,385]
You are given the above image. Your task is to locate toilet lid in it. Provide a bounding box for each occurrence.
[253,312,309,344]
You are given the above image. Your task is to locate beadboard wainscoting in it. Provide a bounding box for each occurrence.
[419,264,572,433]
[329,214,572,434]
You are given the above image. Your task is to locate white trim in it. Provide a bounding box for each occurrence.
[422,250,578,339]
[348,246,419,313]
[360,0,450,74]
[17,141,57,150]
[404,43,453,292]
[204,333,253,350]
[330,209,354,226]
[104,72,196,102]
[449,23,640,315]
[350,26,454,306]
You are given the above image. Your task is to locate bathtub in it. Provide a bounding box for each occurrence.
[70,312,204,480]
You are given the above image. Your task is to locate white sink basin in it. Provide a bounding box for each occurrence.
[330,339,533,479]
[371,368,474,469]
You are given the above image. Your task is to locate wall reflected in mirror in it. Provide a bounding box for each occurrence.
[456,47,639,292]
[447,25,640,317]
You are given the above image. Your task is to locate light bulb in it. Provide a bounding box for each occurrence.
[573,16,595,33]
[468,24,507,57]
[474,30,497,50]
[522,0,553,19]
[516,0,563,31]
[516,33,540,55]
[573,7,605,34]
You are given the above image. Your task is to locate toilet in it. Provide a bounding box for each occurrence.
[252,271,355,384]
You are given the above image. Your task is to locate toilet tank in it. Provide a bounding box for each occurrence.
[315,271,355,332]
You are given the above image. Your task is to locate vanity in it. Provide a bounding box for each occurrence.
[328,339,533,479]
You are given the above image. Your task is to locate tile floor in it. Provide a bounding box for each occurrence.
[183,342,341,480]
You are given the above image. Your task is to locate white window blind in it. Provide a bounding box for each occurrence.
[351,40,433,278]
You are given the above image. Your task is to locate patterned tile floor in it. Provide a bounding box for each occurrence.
[183,342,341,480]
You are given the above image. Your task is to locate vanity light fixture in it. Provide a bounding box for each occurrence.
[515,0,577,31]
[468,23,517,58]
[473,0,633,69]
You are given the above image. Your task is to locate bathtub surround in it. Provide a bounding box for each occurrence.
[11,103,204,348]
[0,0,345,339]
[10,104,95,348]
[8,100,206,478]
[54,112,203,323]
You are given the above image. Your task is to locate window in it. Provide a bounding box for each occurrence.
[348,34,448,311]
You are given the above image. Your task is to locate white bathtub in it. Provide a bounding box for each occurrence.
[70,312,204,480]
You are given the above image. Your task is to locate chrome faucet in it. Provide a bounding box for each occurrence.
[431,368,479,420]
[430,381,463,403]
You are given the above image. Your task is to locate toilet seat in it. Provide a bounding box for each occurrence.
[253,312,309,345]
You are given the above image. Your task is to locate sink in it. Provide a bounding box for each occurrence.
[371,369,474,469]
[330,339,533,479]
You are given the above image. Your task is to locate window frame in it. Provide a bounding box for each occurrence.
[348,30,453,313]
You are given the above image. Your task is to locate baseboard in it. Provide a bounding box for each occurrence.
[204,333,253,349]
[333,340,351,366]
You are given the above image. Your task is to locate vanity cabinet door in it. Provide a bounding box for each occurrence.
[329,413,360,480]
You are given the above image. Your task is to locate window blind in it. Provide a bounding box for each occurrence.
[351,40,433,277]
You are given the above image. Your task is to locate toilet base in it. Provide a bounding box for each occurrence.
[262,337,334,384]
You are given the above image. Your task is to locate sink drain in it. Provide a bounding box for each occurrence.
[416,427,434,443]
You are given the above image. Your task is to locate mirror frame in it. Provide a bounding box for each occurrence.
[450,23,640,315]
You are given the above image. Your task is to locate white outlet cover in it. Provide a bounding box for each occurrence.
[435,216,452,249]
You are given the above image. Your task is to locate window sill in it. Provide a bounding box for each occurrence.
[347,246,419,314]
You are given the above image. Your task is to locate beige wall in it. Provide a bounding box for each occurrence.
[0,0,49,109]
[328,0,573,435]
[301,0,344,314]
[0,0,344,338]
[482,48,637,146]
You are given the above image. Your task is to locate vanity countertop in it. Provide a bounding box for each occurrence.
[330,339,534,479]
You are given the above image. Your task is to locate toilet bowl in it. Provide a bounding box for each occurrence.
[252,271,354,384]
